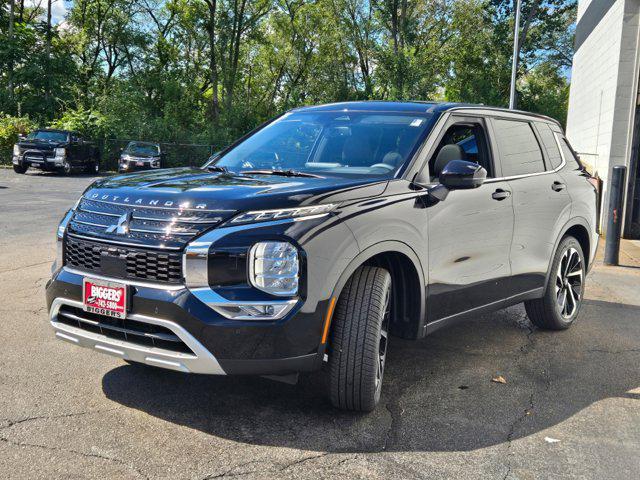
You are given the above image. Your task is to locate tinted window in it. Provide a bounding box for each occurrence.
[214,111,435,178]
[559,137,583,170]
[26,130,68,142]
[493,119,545,176]
[125,142,161,156]
[535,123,562,169]
[429,122,493,179]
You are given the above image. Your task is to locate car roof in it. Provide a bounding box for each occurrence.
[127,141,160,146]
[291,101,560,126]
[34,129,70,134]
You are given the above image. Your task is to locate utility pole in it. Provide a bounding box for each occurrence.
[45,0,52,112]
[8,0,15,102]
[509,0,522,109]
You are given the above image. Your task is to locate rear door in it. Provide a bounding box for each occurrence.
[490,117,572,296]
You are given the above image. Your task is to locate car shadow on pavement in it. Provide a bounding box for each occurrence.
[102,300,640,453]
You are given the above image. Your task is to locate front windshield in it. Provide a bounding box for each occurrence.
[125,143,160,156]
[212,111,436,178]
[27,131,68,142]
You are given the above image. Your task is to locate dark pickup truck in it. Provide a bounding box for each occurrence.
[12,129,100,175]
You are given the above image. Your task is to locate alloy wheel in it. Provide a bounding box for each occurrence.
[555,247,583,318]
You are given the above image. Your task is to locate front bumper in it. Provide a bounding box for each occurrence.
[14,154,64,169]
[46,267,327,375]
[50,297,225,374]
[119,159,161,171]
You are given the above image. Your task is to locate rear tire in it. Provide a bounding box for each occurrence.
[328,266,392,412]
[13,164,27,174]
[525,236,585,330]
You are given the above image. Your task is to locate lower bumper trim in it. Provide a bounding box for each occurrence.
[50,298,226,375]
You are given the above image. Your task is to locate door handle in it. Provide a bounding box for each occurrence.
[492,189,511,201]
[552,181,566,192]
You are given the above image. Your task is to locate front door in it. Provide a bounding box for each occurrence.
[424,116,514,322]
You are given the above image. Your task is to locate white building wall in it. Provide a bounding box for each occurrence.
[567,0,640,231]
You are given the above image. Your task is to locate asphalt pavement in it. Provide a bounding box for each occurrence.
[0,168,639,479]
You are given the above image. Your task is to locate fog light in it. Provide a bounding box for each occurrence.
[210,301,296,320]
[249,241,299,296]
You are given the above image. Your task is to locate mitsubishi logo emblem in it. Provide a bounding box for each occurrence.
[106,212,132,235]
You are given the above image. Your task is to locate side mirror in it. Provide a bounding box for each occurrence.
[439,160,487,190]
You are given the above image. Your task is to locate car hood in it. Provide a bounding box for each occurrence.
[122,152,159,158]
[18,140,66,150]
[84,167,388,212]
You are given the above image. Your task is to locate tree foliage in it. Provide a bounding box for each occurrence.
[0,0,576,152]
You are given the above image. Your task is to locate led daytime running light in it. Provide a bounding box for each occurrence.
[230,204,336,225]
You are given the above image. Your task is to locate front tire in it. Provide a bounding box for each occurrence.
[525,236,585,330]
[13,164,28,174]
[61,161,72,175]
[328,266,391,412]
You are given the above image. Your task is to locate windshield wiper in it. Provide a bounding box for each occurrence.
[206,165,232,174]
[240,169,323,178]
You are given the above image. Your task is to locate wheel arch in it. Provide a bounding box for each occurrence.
[329,241,426,340]
[544,216,594,292]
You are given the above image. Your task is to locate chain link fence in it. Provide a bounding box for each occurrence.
[98,139,218,171]
[2,139,218,170]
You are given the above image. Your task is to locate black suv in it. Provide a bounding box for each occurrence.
[13,129,99,174]
[46,102,598,411]
[118,141,164,173]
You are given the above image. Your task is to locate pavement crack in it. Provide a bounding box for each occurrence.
[0,407,122,432]
[202,460,274,479]
[0,436,149,479]
[203,453,331,479]
[278,453,329,472]
[502,314,539,480]
[0,260,50,274]
[586,348,640,354]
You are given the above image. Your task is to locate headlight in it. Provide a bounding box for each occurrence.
[249,241,299,296]
[121,155,131,162]
[54,148,66,158]
[151,158,161,168]
[13,144,20,156]
[230,204,336,225]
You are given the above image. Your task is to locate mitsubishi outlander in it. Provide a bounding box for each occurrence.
[46,102,598,411]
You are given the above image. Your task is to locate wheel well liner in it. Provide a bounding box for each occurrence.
[564,224,591,266]
[330,242,426,340]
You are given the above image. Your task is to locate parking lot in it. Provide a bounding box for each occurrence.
[0,168,639,479]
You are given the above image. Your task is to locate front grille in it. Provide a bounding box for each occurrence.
[24,149,54,162]
[67,197,232,249]
[56,305,192,354]
[65,235,183,284]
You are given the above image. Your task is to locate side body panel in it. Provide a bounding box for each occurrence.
[426,181,514,320]
[555,132,599,265]
[503,173,572,294]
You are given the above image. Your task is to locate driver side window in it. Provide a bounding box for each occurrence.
[428,121,493,181]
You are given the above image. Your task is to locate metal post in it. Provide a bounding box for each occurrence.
[604,166,627,265]
[509,0,522,109]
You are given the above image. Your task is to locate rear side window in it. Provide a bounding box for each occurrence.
[535,123,563,169]
[559,137,583,170]
[493,119,545,176]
